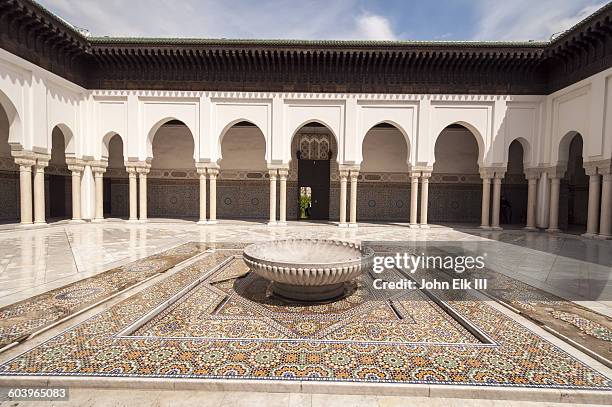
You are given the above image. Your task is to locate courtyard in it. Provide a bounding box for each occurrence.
[0,220,609,405]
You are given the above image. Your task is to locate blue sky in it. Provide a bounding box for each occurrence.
[38,0,608,41]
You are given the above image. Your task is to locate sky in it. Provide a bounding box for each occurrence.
[37,0,608,42]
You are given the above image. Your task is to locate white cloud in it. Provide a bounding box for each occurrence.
[354,13,397,40]
[37,0,399,40]
[472,0,606,41]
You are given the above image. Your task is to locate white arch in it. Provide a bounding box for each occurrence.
[556,131,582,166]
[146,117,196,160]
[360,120,411,166]
[50,123,75,157]
[0,88,23,148]
[288,119,340,163]
[432,121,486,166]
[505,136,533,168]
[217,119,267,162]
[101,131,127,160]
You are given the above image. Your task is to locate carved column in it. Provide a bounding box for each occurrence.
[14,157,35,225]
[490,171,504,231]
[479,169,493,229]
[278,168,288,225]
[599,167,612,239]
[409,172,420,228]
[338,169,348,227]
[196,165,207,225]
[126,167,138,221]
[583,163,601,238]
[33,156,49,225]
[268,169,277,225]
[349,170,359,227]
[91,164,107,222]
[419,171,431,228]
[137,166,150,221]
[208,168,218,224]
[524,169,539,231]
[67,160,85,222]
[546,166,565,233]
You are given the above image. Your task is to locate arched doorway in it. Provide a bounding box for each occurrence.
[501,139,528,226]
[290,122,338,221]
[0,103,19,223]
[103,134,128,218]
[431,124,482,224]
[149,120,196,219]
[560,133,588,232]
[359,122,410,221]
[218,121,267,220]
[47,126,72,221]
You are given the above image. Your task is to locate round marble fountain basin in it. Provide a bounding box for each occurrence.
[242,239,374,302]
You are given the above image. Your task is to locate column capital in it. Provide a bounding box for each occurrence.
[136,167,150,175]
[524,167,542,180]
[126,167,138,175]
[595,158,612,175]
[409,171,421,179]
[11,149,36,166]
[278,168,289,178]
[479,166,503,179]
[339,169,349,179]
[420,171,432,179]
[583,160,600,176]
[268,168,278,178]
[68,164,85,173]
[208,168,219,177]
[544,165,567,179]
[33,152,50,169]
[349,171,359,181]
[339,164,360,173]
[14,157,36,168]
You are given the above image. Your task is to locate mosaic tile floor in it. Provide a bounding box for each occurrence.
[0,243,610,391]
[0,242,208,348]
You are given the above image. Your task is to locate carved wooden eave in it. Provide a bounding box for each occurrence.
[0,0,611,94]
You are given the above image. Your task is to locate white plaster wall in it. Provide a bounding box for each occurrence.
[357,103,416,165]
[504,103,539,166]
[0,47,611,191]
[429,102,491,166]
[142,98,198,160]
[213,101,270,163]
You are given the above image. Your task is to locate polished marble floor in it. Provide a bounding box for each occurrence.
[0,220,609,313]
[0,220,610,400]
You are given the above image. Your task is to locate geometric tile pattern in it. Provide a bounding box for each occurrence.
[0,243,610,390]
[0,242,208,348]
[132,259,478,343]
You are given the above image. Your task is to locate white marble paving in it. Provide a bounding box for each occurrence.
[0,220,609,315]
[0,388,607,407]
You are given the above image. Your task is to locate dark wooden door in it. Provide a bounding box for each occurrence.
[298,159,330,220]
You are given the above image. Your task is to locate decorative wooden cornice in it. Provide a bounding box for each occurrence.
[1,0,611,94]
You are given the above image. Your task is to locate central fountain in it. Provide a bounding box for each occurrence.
[242,239,374,302]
